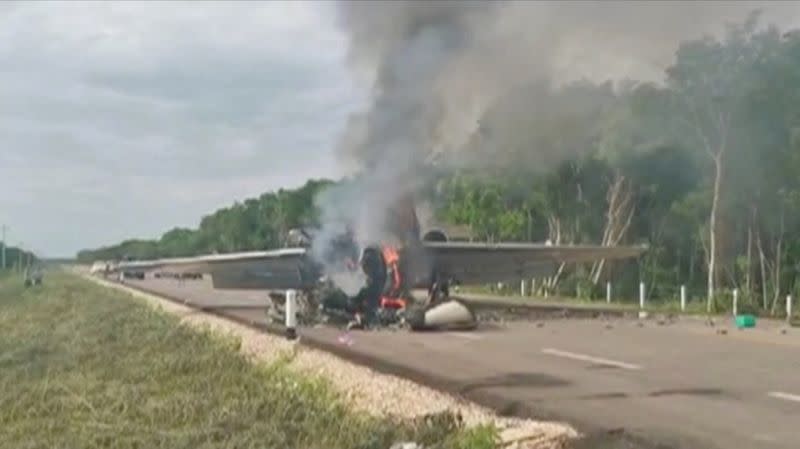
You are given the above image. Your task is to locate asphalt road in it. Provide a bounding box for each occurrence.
[119,277,800,449]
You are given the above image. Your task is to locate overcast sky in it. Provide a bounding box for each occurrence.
[3,2,799,258]
[0,1,362,257]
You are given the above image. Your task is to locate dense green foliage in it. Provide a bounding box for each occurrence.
[80,16,800,314]
[0,272,498,449]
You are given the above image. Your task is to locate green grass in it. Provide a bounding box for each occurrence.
[0,271,499,449]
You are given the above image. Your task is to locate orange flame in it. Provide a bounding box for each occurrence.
[380,244,406,309]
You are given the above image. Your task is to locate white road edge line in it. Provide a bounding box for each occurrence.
[541,348,643,370]
[768,391,800,403]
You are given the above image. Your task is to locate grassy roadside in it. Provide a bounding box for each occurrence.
[0,271,497,449]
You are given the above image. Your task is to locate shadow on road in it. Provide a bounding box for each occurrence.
[459,372,570,394]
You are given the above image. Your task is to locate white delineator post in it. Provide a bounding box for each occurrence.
[787,295,793,323]
[285,289,298,340]
[733,289,739,316]
[639,282,645,309]
[606,281,612,304]
[1,224,6,270]
[680,285,687,312]
[520,279,527,297]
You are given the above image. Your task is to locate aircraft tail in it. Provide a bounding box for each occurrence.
[385,193,421,245]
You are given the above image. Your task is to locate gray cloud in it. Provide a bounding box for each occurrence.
[0,1,361,257]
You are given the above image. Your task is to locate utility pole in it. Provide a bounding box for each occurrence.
[1,224,6,270]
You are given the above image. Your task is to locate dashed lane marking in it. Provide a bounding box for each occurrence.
[767,391,800,403]
[541,348,643,370]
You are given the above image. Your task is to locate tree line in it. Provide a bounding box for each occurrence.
[77,179,334,262]
[79,16,800,315]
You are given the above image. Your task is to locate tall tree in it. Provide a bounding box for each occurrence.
[665,12,770,311]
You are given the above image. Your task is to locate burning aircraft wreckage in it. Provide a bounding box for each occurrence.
[116,197,646,332]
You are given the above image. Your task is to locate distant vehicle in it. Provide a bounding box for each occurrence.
[24,266,43,287]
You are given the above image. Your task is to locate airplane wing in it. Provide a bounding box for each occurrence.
[422,241,647,285]
[116,248,317,290]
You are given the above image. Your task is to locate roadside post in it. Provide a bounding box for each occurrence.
[639,282,645,309]
[638,282,647,319]
[787,295,793,324]
[680,285,686,312]
[285,289,298,340]
[606,281,611,304]
[1,224,6,270]
[520,279,527,297]
[733,289,739,317]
